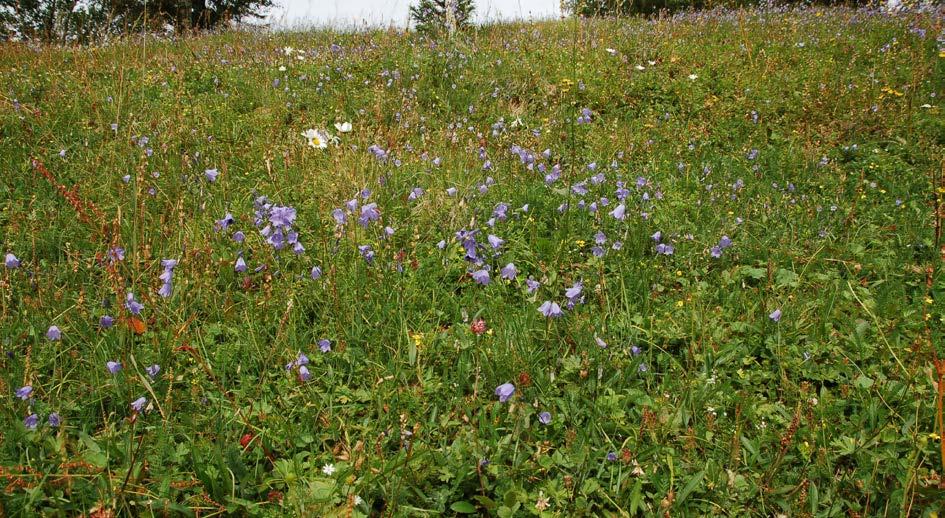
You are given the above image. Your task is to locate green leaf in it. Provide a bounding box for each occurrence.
[629,479,643,514]
[580,478,599,495]
[676,470,704,505]
[450,501,477,514]
[854,374,874,389]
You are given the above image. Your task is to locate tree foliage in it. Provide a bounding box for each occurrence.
[0,0,273,42]
[409,0,475,34]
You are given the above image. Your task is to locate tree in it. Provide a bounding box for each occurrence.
[1,0,273,41]
[0,0,108,43]
[409,0,475,34]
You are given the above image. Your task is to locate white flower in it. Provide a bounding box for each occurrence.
[535,491,550,511]
[283,46,294,56]
[302,129,329,149]
[334,121,352,133]
[278,65,287,72]
[322,463,336,476]
[354,495,363,505]
[605,48,617,55]
[688,74,698,80]
[635,64,645,70]
[648,60,656,65]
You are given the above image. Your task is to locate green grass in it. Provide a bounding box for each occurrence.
[1,5,944,516]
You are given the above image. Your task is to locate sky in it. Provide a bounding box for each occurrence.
[264,0,562,29]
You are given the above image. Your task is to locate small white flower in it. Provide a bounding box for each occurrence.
[648,60,656,65]
[688,74,699,80]
[302,129,329,149]
[334,121,352,133]
[354,495,363,505]
[278,65,287,72]
[535,491,550,511]
[322,463,336,476]
[605,48,617,55]
[635,64,645,71]
[283,46,294,56]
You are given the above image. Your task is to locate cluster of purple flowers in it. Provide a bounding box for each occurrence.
[576,107,593,124]
[158,259,178,298]
[652,231,674,256]
[14,385,60,430]
[125,292,144,315]
[710,235,733,258]
[286,352,311,381]
[255,196,304,254]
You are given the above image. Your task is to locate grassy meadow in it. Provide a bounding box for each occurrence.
[1,5,945,516]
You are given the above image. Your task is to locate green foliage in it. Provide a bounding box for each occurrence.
[562,0,876,16]
[409,0,475,33]
[0,0,273,41]
[0,0,107,43]
[1,5,944,516]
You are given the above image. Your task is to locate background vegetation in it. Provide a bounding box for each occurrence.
[1,4,944,516]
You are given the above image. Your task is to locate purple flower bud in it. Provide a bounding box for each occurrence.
[106,361,122,374]
[15,386,32,400]
[46,326,62,341]
[471,269,491,285]
[47,412,61,427]
[500,263,517,281]
[4,253,20,269]
[100,315,114,329]
[24,413,38,430]
[538,301,562,318]
[769,309,782,322]
[495,383,515,402]
[526,278,540,294]
[146,364,160,379]
[487,235,504,250]
[538,411,552,424]
[130,397,147,412]
[610,204,626,221]
[125,292,144,315]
